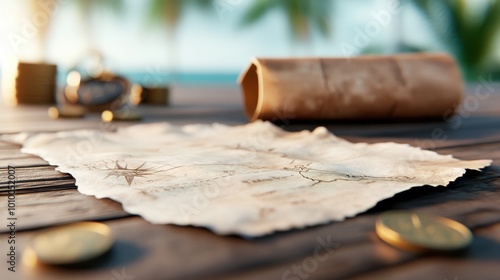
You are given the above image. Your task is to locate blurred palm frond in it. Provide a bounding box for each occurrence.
[75,0,124,17]
[412,0,500,77]
[148,0,213,33]
[240,0,332,42]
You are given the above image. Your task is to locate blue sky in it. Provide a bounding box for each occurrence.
[0,0,451,73]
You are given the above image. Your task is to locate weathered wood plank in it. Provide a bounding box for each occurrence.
[0,180,76,195]
[347,223,500,280]
[0,166,71,185]
[437,142,500,165]
[0,148,47,167]
[2,183,499,280]
[210,171,500,280]
[0,157,49,167]
[0,148,26,157]
[0,165,498,278]
[0,87,498,280]
[0,215,405,280]
[0,133,497,232]
[0,189,129,233]
[0,142,49,166]
[0,141,19,147]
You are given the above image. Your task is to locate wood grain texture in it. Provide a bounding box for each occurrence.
[0,189,129,233]
[3,166,499,280]
[0,85,498,280]
[0,146,48,167]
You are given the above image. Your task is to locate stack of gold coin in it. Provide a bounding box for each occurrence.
[141,86,170,106]
[376,211,473,252]
[3,62,57,105]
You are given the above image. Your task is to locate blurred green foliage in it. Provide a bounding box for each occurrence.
[41,0,500,79]
[74,0,124,17]
[411,0,500,80]
[148,0,213,34]
[240,0,331,42]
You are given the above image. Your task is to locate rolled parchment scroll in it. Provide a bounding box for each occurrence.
[238,53,463,122]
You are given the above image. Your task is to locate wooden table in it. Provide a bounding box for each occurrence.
[1,84,499,280]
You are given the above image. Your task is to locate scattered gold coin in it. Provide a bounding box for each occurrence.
[102,109,142,122]
[27,222,113,265]
[48,105,86,119]
[376,211,472,252]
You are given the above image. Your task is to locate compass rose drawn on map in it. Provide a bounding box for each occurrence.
[104,161,163,186]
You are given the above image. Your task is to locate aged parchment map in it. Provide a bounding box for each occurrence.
[10,121,491,236]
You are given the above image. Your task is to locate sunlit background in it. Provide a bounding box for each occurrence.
[0,0,499,89]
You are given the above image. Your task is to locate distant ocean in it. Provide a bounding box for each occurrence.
[47,70,240,86]
[116,72,240,86]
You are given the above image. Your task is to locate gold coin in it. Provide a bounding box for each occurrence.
[102,109,142,122]
[48,106,86,119]
[376,211,472,252]
[28,222,113,265]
